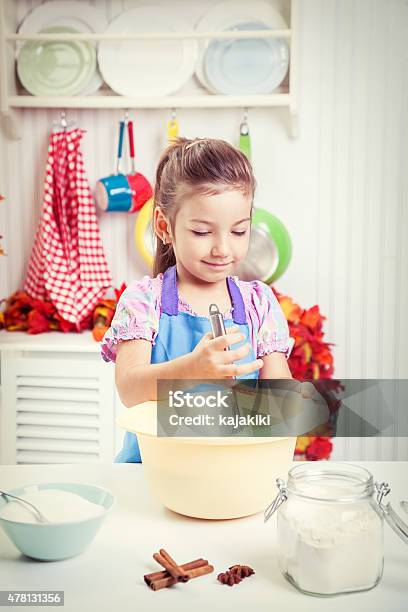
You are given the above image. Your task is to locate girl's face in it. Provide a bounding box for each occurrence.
[157,188,252,284]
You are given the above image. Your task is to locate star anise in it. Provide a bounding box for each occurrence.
[229,564,255,578]
[217,571,242,586]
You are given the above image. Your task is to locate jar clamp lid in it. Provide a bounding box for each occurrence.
[264,478,287,523]
[374,482,408,545]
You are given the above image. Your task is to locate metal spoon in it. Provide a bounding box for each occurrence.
[0,489,50,524]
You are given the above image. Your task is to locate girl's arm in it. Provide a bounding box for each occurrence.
[251,282,292,381]
[259,354,325,411]
[115,339,197,407]
[258,352,293,379]
[115,328,262,407]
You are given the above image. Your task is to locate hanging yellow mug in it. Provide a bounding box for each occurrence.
[134,117,179,268]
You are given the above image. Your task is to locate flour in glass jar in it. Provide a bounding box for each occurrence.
[277,484,383,595]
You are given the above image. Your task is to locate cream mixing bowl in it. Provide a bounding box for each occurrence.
[117,401,296,520]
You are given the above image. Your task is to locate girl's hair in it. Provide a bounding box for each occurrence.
[152,137,256,276]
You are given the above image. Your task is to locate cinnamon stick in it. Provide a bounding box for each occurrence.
[150,563,214,591]
[144,558,207,586]
[153,552,190,582]
[159,548,182,569]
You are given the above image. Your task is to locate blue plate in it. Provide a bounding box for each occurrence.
[204,21,289,95]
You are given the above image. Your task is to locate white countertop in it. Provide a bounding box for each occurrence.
[0,462,406,612]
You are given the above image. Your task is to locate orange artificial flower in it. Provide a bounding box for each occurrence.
[277,295,302,323]
[295,436,316,454]
[300,305,325,330]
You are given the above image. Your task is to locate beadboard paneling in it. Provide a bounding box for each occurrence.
[1,0,407,460]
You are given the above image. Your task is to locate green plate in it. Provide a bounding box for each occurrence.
[17,26,96,96]
[252,207,292,283]
[237,208,292,284]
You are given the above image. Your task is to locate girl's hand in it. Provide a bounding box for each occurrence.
[191,325,263,379]
[277,380,328,405]
[299,381,328,404]
[280,381,330,432]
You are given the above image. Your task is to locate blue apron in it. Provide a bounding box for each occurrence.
[115,264,258,463]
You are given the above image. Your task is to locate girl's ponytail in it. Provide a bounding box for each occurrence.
[153,235,176,278]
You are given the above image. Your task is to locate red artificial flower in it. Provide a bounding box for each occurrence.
[300,305,325,330]
[27,310,50,334]
[305,437,333,461]
[295,436,317,455]
[1,286,124,336]
[53,313,78,333]
[271,290,337,460]
[114,282,127,302]
[274,288,335,383]
[30,298,56,317]
[276,294,302,324]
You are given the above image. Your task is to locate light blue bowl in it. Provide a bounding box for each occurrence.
[0,482,114,561]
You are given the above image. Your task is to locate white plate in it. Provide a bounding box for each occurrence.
[98,7,198,97]
[195,0,288,94]
[204,21,289,94]
[17,1,107,95]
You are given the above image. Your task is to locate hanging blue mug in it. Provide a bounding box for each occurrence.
[95,121,133,212]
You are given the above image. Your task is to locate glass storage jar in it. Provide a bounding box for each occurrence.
[264,462,408,597]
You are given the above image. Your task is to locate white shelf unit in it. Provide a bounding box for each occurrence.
[0,331,125,464]
[0,0,299,138]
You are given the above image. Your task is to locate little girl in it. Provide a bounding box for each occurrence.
[101,137,294,463]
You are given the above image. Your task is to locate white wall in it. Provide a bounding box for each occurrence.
[0,0,407,459]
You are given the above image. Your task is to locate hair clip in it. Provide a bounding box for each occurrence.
[185,139,206,151]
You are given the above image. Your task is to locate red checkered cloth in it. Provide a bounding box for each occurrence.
[24,128,112,329]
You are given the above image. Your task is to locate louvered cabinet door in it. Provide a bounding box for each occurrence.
[0,356,115,464]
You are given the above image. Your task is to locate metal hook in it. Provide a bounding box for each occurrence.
[52,110,75,133]
[123,109,129,124]
[171,108,176,121]
[240,107,249,136]
[60,111,68,129]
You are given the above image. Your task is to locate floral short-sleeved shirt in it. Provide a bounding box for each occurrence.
[101,273,290,363]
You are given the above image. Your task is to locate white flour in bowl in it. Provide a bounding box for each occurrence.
[0,487,105,524]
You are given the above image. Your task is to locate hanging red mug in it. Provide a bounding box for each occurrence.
[95,119,152,213]
[126,120,153,213]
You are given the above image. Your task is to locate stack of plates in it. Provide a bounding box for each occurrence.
[16,0,288,98]
[16,2,198,98]
[195,0,289,95]
[16,1,107,96]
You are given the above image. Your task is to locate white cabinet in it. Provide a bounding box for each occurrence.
[0,331,123,464]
